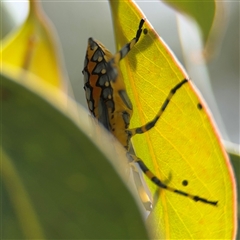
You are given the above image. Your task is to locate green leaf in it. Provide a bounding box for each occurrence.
[163,0,215,44]
[1,71,149,239]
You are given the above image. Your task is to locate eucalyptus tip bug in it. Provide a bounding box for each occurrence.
[82,19,218,207]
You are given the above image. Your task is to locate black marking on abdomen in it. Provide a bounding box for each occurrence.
[122,111,131,129]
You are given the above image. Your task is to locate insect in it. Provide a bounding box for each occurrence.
[82,19,218,207]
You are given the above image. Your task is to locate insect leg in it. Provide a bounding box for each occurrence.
[107,19,145,81]
[128,153,218,206]
[110,19,145,66]
[129,78,188,136]
[130,163,153,211]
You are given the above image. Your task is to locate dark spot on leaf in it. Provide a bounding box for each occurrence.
[197,103,203,110]
[143,28,148,34]
[182,180,188,186]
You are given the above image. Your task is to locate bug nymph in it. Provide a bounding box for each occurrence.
[82,19,218,207]
[83,37,134,149]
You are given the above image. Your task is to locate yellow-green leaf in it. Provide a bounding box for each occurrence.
[0,0,65,90]
[109,1,237,239]
[1,70,149,239]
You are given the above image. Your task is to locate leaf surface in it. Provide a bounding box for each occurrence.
[1,70,149,239]
[109,1,237,239]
